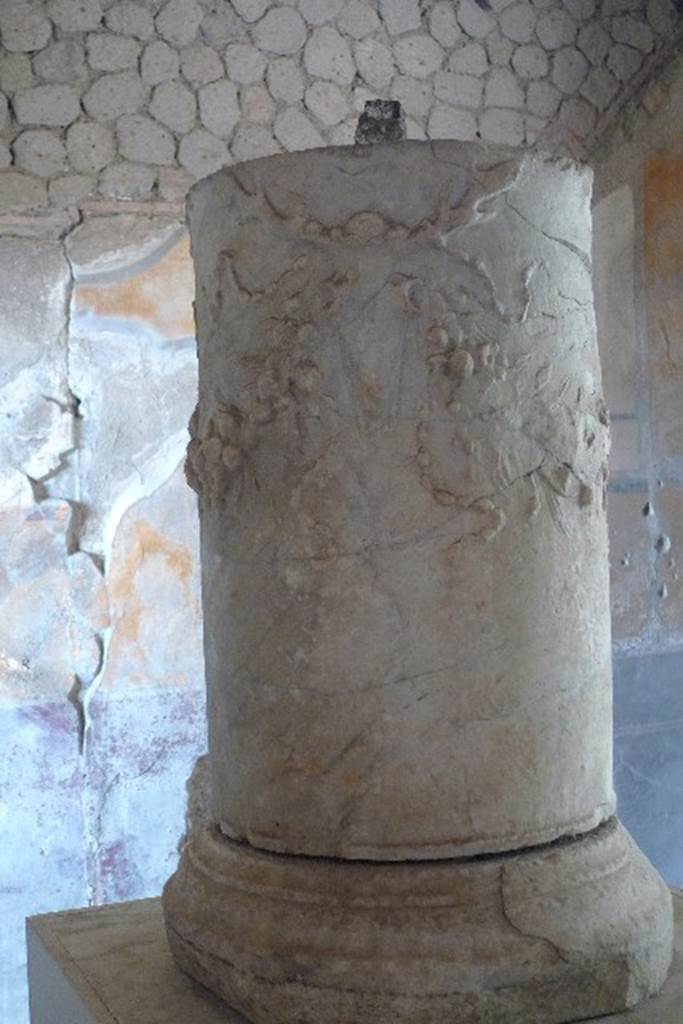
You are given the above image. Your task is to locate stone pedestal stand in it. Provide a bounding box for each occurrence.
[163,140,673,1024]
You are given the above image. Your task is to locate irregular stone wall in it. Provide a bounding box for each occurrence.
[0,0,680,214]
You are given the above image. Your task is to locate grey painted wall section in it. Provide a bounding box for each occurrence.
[614,651,683,887]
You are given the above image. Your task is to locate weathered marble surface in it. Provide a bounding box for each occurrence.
[30,884,682,1024]
[165,820,672,1024]
[186,140,614,861]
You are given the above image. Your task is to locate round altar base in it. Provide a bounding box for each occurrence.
[163,818,673,1024]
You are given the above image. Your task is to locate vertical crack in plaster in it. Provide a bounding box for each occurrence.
[59,217,116,904]
[9,215,111,904]
[61,217,111,754]
[46,214,193,903]
[62,218,100,903]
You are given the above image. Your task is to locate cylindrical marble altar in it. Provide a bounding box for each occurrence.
[163,141,673,1024]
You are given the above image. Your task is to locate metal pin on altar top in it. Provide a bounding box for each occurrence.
[354,98,406,144]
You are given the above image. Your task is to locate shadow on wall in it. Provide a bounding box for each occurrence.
[614,652,683,886]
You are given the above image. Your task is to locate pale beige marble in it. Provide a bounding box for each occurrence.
[164,820,673,1024]
[186,141,613,860]
[164,140,673,1023]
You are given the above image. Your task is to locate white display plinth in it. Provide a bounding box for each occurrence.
[27,891,683,1024]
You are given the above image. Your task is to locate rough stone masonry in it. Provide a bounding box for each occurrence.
[0,0,681,211]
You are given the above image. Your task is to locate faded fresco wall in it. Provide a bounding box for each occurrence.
[593,52,683,888]
[0,211,207,1024]
[0,2,682,1022]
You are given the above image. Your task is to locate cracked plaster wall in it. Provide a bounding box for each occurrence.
[0,3,681,1023]
[0,209,205,1024]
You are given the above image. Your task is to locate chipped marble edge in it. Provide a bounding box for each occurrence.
[185,137,594,212]
[26,888,683,1015]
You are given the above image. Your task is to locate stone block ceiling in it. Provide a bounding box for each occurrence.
[0,0,680,210]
